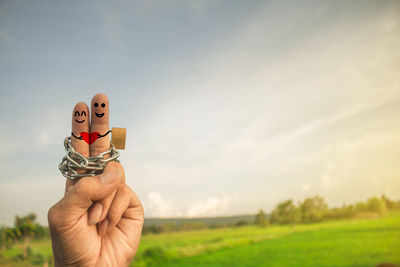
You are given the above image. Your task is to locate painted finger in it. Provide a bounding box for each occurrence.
[90,93,110,156]
[66,102,90,192]
[71,102,90,156]
[89,93,115,224]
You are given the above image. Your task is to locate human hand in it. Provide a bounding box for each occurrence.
[48,94,144,267]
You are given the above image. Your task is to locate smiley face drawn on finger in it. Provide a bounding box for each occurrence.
[71,102,90,158]
[74,110,87,123]
[91,94,109,123]
[93,102,106,118]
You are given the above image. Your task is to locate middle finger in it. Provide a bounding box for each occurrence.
[89,93,117,223]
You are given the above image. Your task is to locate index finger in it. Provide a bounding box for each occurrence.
[66,102,90,192]
[71,102,90,157]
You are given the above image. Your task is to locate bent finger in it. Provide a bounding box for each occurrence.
[113,188,144,249]
[106,185,131,228]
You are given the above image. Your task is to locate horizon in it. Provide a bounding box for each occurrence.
[2,193,395,224]
[1,0,400,226]
[144,193,395,220]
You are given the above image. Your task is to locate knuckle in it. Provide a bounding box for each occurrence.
[119,184,131,195]
[47,205,58,226]
[74,179,89,195]
[108,162,124,176]
[106,161,120,170]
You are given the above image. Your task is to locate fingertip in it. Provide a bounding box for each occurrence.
[72,102,89,123]
[74,101,89,108]
[90,93,109,119]
[91,93,108,102]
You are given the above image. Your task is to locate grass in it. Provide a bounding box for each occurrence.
[0,239,53,267]
[1,212,399,267]
[133,212,400,267]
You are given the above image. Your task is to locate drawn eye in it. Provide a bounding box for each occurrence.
[94,103,98,107]
[74,111,80,116]
[101,103,105,108]
[81,111,87,116]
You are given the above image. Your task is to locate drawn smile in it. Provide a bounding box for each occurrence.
[95,112,104,118]
[75,119,85,123]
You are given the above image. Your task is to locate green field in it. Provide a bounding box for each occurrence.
[1,212,399,267]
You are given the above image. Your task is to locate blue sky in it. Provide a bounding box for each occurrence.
[1,0,400,225]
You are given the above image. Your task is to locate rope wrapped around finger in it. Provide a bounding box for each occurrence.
[59,136,120,180]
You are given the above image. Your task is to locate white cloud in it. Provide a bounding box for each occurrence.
[327,162,335,171]
[186,196,234,217]
[302,184,310,192]
[320,174,332,187]
[143,192,238,218]
[144,192,181,217]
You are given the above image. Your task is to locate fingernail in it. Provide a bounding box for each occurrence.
[100,170,117,184]
[88,203,103,225]
[99,219,109,236]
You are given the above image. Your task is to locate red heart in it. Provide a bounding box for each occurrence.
[80,132,99,145]
[80,132,90,144]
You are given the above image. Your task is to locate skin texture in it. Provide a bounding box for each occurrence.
[48,94,144,267]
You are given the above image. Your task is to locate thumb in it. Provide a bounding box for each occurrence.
[62,162,123,213]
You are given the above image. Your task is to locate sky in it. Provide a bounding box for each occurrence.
[0,0,400,226]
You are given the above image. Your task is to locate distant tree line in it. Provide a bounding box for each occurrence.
[143,221,209,234]
[4,196,398,241]
[142,219,255,235]
[263,195,399,226]
[143,195,400,234]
